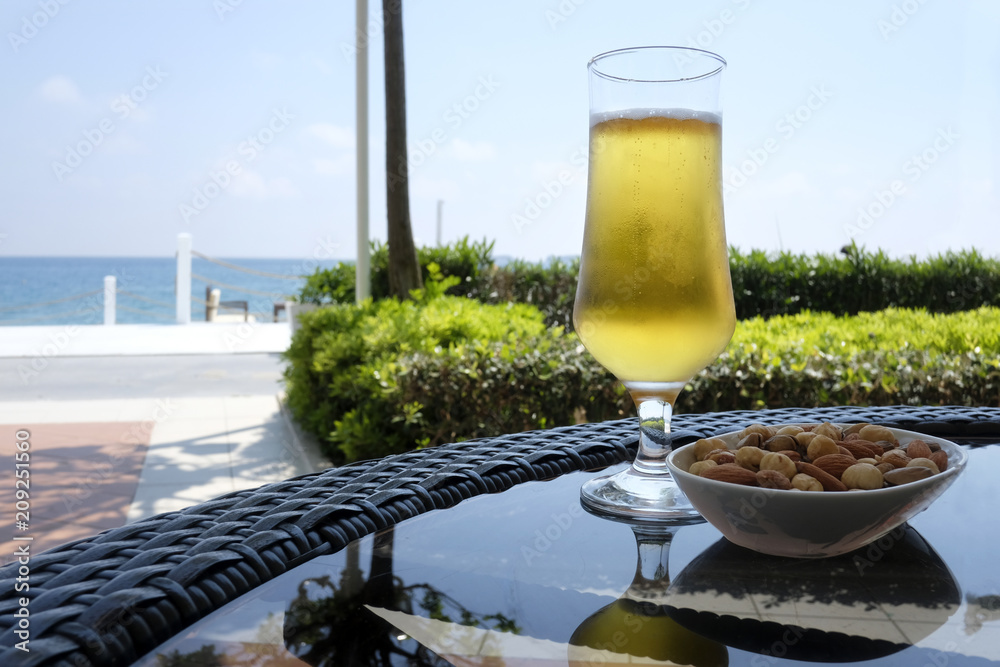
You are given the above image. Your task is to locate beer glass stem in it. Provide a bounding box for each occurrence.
[634,399,674,475]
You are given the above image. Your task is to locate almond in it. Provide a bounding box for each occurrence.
[812,453,859,480]
[756,469,793,490]
[906,439,933,460]
[837,445,855,458]
[929,450,949,472]
[839,440,881,460]
[701,463,759,486]
[795,461,848,492]
[881,449,911,469]
[781,450,802,463]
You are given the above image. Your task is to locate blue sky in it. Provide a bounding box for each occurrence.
[1,0,997,260]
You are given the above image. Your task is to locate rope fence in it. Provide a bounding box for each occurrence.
[117,289,175,310]
[117,304,176,321]
[0,308,101,325]
[191,273,289,299]
[0,289,102,314]
[191,250,304,280]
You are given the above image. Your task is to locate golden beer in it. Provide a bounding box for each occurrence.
[573,110,736,387]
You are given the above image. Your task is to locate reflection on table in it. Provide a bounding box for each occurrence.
[140,448,1000,667]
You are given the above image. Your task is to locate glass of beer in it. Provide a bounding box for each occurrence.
[575,46,735,521]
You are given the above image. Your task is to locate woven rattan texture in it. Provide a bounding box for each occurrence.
[2,406,999,666]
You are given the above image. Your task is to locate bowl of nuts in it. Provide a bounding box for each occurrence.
[665,422,968,558]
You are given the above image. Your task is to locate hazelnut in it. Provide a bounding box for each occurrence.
[689,460,719,476]
[842,463,884,490]
[794,431,819,448]
[813,422,843,441]
[806,435,839,461]
[759,452,797,480]
[735,446,766,471]
[740,423,775,440]
[843,422,868,436]
[859,424,897,445]
[791,473,824,492]
[693,438,726,461]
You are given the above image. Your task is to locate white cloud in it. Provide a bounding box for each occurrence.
[38,75,83,105]
[230,171,298,198]
[448,138,496,162]
[308,123,354,149]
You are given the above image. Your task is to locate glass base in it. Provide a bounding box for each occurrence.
[581,463,705,525]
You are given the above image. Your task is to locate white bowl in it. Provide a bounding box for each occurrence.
[665,425,968,558]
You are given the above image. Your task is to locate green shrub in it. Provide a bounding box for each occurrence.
[298,237,495,305]
[285,301,1000,463]
[283,286,550,463]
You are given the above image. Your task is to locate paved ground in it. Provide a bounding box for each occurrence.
[0,353,287,400]
[0,351,327,565]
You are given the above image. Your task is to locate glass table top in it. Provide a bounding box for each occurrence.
[138,442,1000,666]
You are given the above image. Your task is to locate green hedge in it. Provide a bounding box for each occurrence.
[283,282,550,463]
[730,246,1000,319]
[299,241,1000,331]
[285,298,1000,463]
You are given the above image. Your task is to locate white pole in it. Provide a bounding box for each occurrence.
[103,276,116,326]
[436,199,443,246]
[355,0,371,303]
[176,233,192,324]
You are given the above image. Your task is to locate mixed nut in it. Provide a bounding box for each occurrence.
[686,422,950,491]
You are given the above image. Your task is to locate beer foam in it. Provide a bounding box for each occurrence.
[590,107,721,127]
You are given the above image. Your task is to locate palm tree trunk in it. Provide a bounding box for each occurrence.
[383,0,423,299]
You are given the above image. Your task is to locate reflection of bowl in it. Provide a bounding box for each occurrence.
[665,526,961,662]
[665,426,967,558]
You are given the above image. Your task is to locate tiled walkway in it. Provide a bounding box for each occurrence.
[0,395,325,565]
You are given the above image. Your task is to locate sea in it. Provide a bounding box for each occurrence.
[0,257,342,326]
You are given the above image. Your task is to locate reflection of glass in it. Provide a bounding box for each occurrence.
[575,46,736,521]
[666,525,961,662]
[568,524,728,666]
